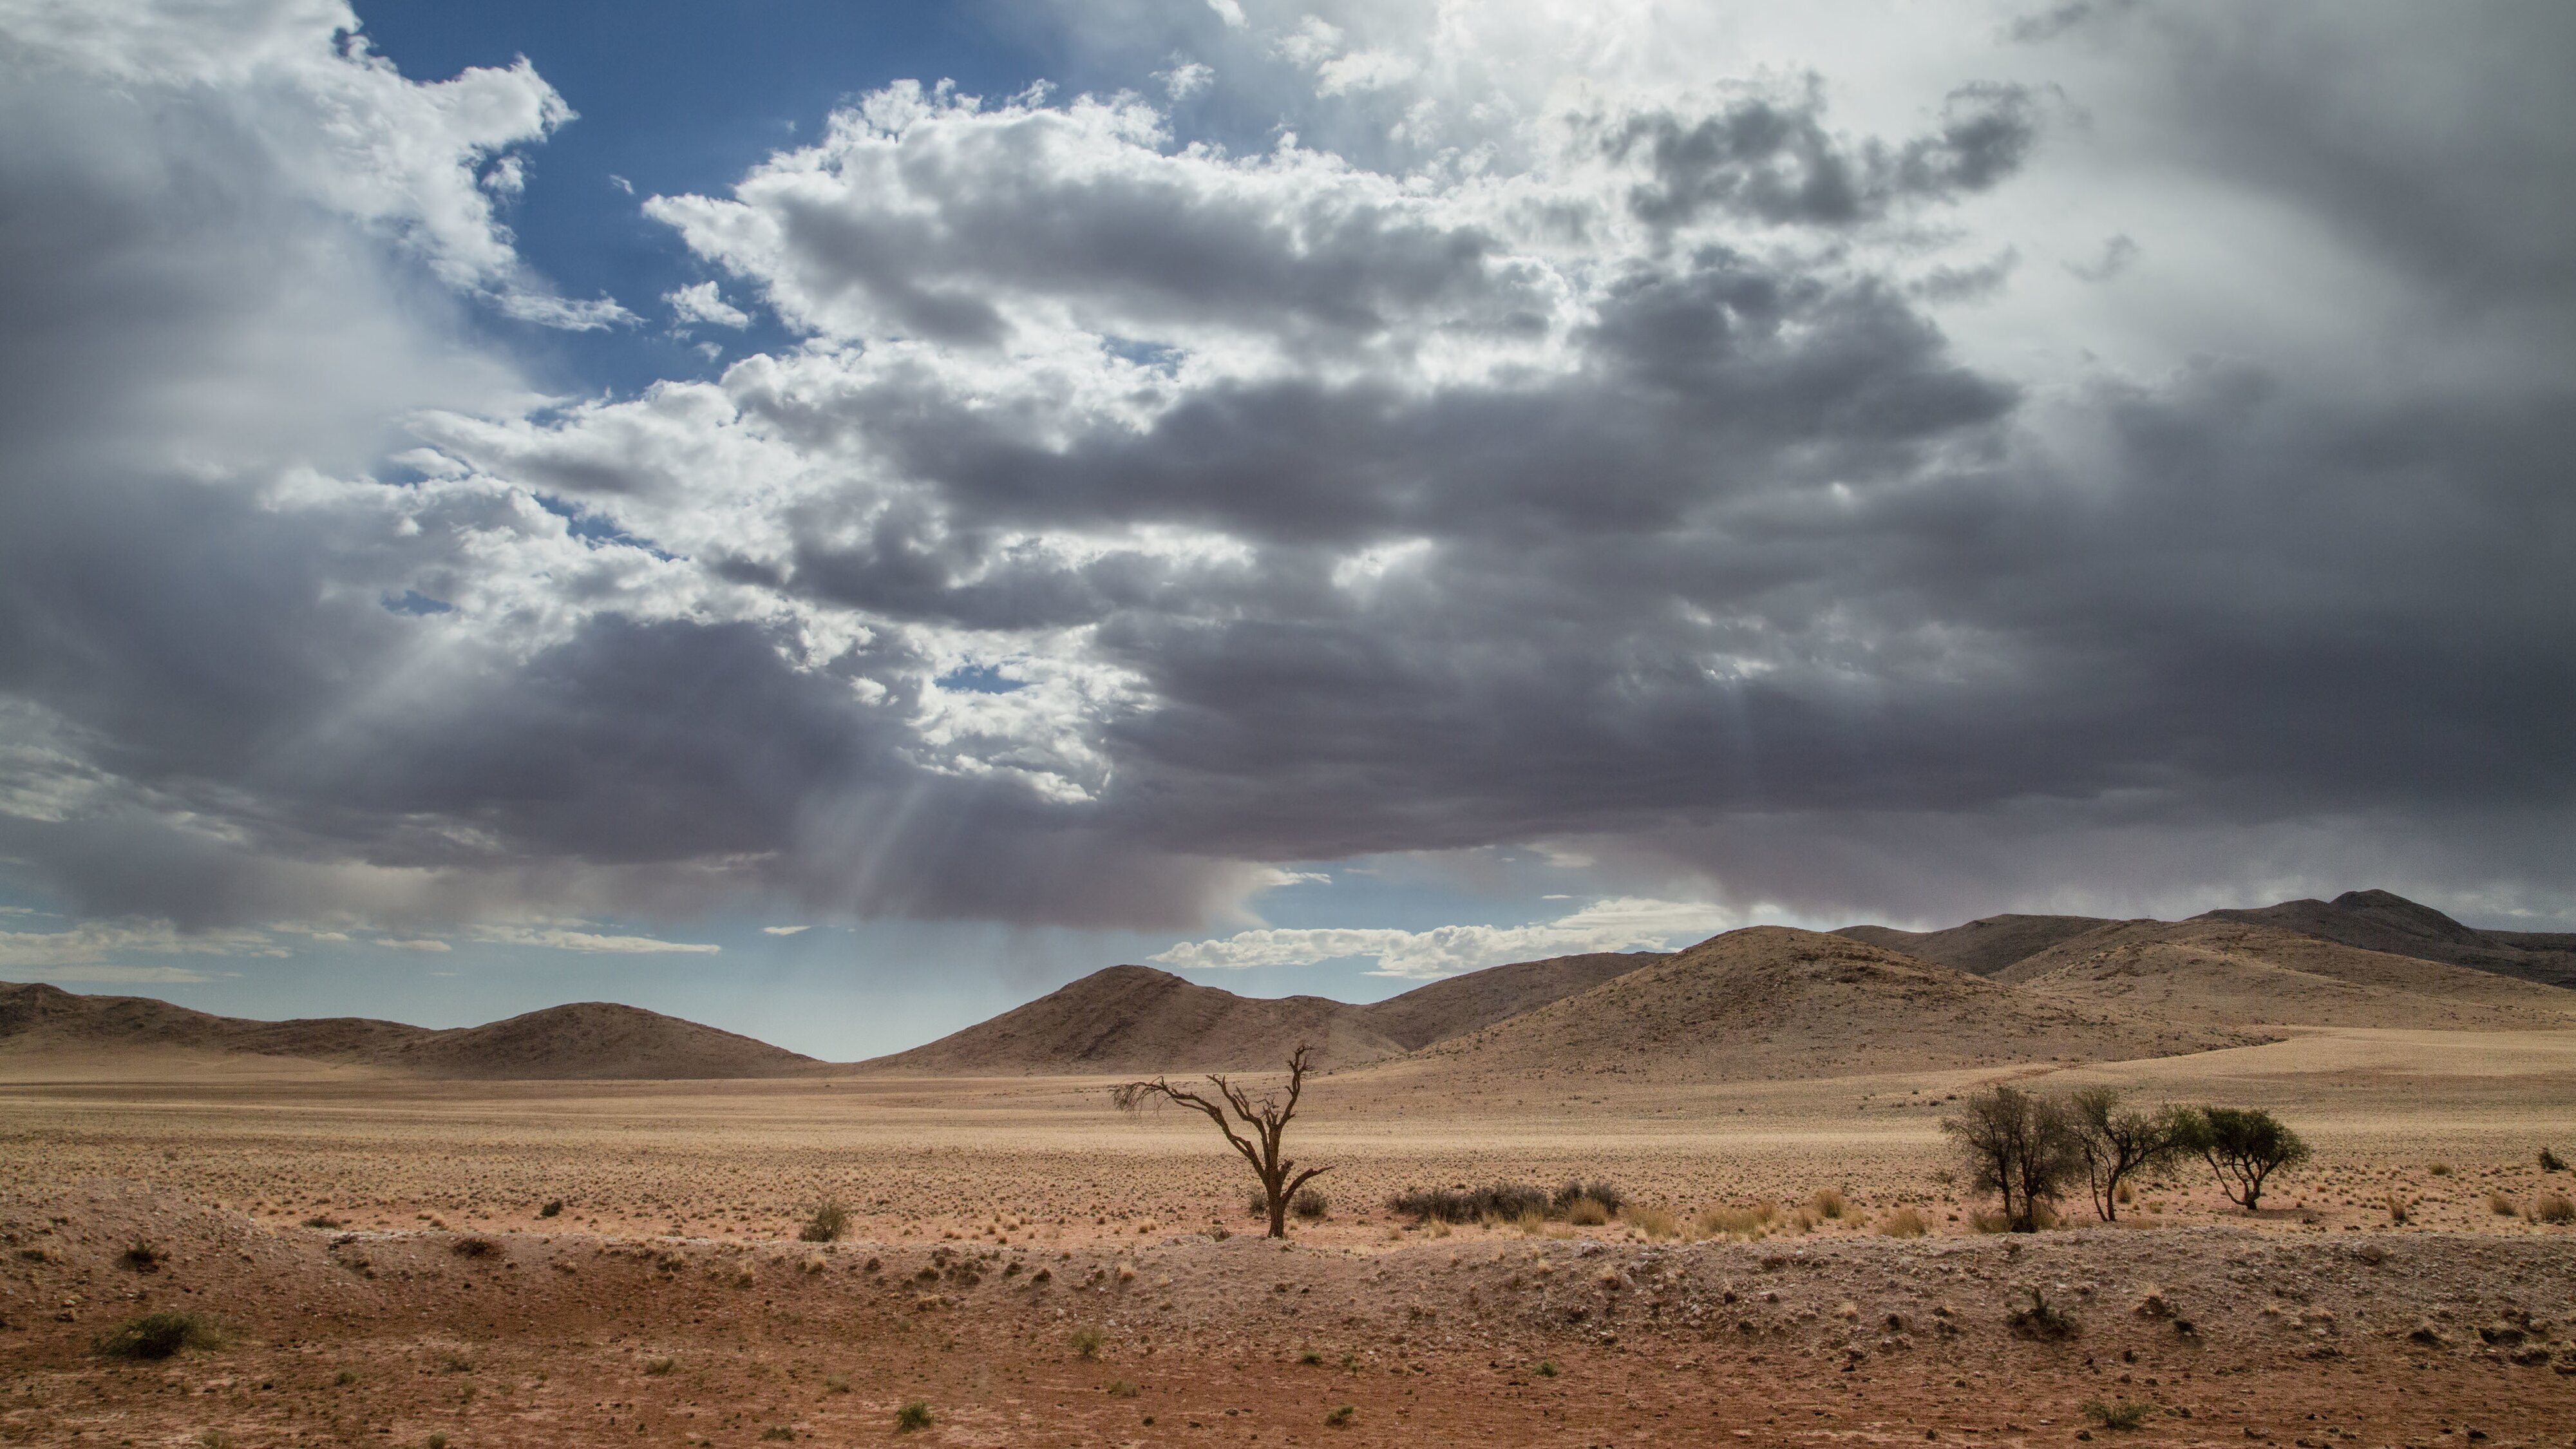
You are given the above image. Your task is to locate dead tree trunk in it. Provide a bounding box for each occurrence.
[1113,1043,1329,1240]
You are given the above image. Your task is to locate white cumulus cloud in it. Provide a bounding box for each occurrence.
[1149,896,1735,978]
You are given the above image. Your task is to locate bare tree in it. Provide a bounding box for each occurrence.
[1942,1084,2081,1231]
[2065,1086,2195,1222]
[1113,1044,1330,1239]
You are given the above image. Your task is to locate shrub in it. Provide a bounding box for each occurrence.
[2005,1288,2078,1341]
[2490,1191,2519,1217]
[538,1198,564,1218]
[1553,1180,1624,1215]
[799,1202,849,1244]
[1298,1349,1323,1365]
[93,1312,222,1359]
[643,1356,675,1376]
[2428,1162,2452,1177]
[760,1430,794,1442]
[2541,1147,2568,1173]
[1325,1405,1354,1427]
[1387,1183,1548,1224]
[301,1215,342,1229]
[1070,1325,1104,1359]
[1535,1359,1558,1378]
[826,1372,851,1394]
[451,1236,498,1258]
[2385,1193,2410,1226]
[2066,1087,2197,1222]
[1694,1202,1777,1239]
[1808,1189,1848,1220]
[1107,1379,1140,1398]
[120,1240,166,1273]
[2081,1399,2149,1430]
[895,1401,933,1432]
[2533,1194,2576,1225]
[334,1370,358,1386]
[1879,1206,1928,1238]
[1291,1188,1329,1220]
[1564,1196,1611,1227]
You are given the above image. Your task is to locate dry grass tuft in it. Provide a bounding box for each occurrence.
[1878,1206,1928,1238]
[1694,1202,1778,1239]
[1624,1203,1681,1240]
[1808,1188,1848,1220]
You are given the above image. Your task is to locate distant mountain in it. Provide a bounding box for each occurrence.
[0,981,813,1079]
[2201,889,2576,989]
[1383,927,2250,1084]
[1996,918,2576,1030]
[1356,951,1664,1050]
[1832,914,2119,976]
[858,965,1406,1074]
[861,951,1669,1075]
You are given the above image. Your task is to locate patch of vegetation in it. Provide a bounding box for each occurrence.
[2490,1191,2518,1217]
[119,1240,166,1273]
[438,1350,475,1374]
[451,1236,498,1258]
[2385,1193,2411,1226]
[2005,1288,2079,1341]
[2428,1162,2452,1177]
[301,1215,343,1230]
[93,1312,222,1360]
[825,1372,851,1394]
[1107,1378,1140,1397]
[1386,1182,1549,1224]
[1298,1349,1323,1365]
[1808,1188,1848,1220]
[538,1198,564,1218]
[2541,1147,2568,1173]
[1290,1187,1329,1220]
[2081,1399,2150,1430]
[643,1356,676,1376]
[799,1201,849,1243]
[1694,1202,1779,1238]
[1535,1359,1558,1378]
[1325,1405,1354,1427]
[895,1400,934,1432]
[1553,1180,1624,1215]
[334,1370,358,1386]
[1879,1206,1928,1238]
[2532,1193,2576,1225]
[1564,1196,1611,1227]
[1070,1325,1104,1359]
[760,1428,795,1441]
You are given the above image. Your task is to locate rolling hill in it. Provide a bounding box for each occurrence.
[1831,914,2119,976]
[0,981,814,1079]
[1383,927,2253,1084]
[858,951,1668,1074]
[2202,889,2576,989]
[1996,918,2576,1030]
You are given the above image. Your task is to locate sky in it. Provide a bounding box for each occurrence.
[0,0,2570,1060]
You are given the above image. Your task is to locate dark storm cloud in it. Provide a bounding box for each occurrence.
[1613,82,2040,232]
[5,0,2574,935]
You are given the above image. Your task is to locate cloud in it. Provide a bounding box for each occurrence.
[1,0,2571,947]
[1150,896,1733,978]
[761,924,813,936]
[24,964,212,985]
[469,925,721,954]
[667,280,751,328]
[0,920,285,967]
[376,938,451,952]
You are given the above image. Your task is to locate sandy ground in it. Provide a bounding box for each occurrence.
[3,1027,2573,1444]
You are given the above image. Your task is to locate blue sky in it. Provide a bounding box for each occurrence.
[2,1,2571,1059]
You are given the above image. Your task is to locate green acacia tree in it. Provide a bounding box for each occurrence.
[2184,1106,2311,1213]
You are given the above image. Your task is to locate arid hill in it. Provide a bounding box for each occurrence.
[2201,889,2576,989]
[1996,919,2576,1030]
[1354,951,1662,1050]
[857,966,1406,1075]
[1830,914,2117,976]
[0,981,812,1079]
[1376,927,2252,1085]
[860,952,1669,1075]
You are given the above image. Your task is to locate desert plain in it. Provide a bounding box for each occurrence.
[5,1021,2575,1448]
[8,902,2576,1446]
